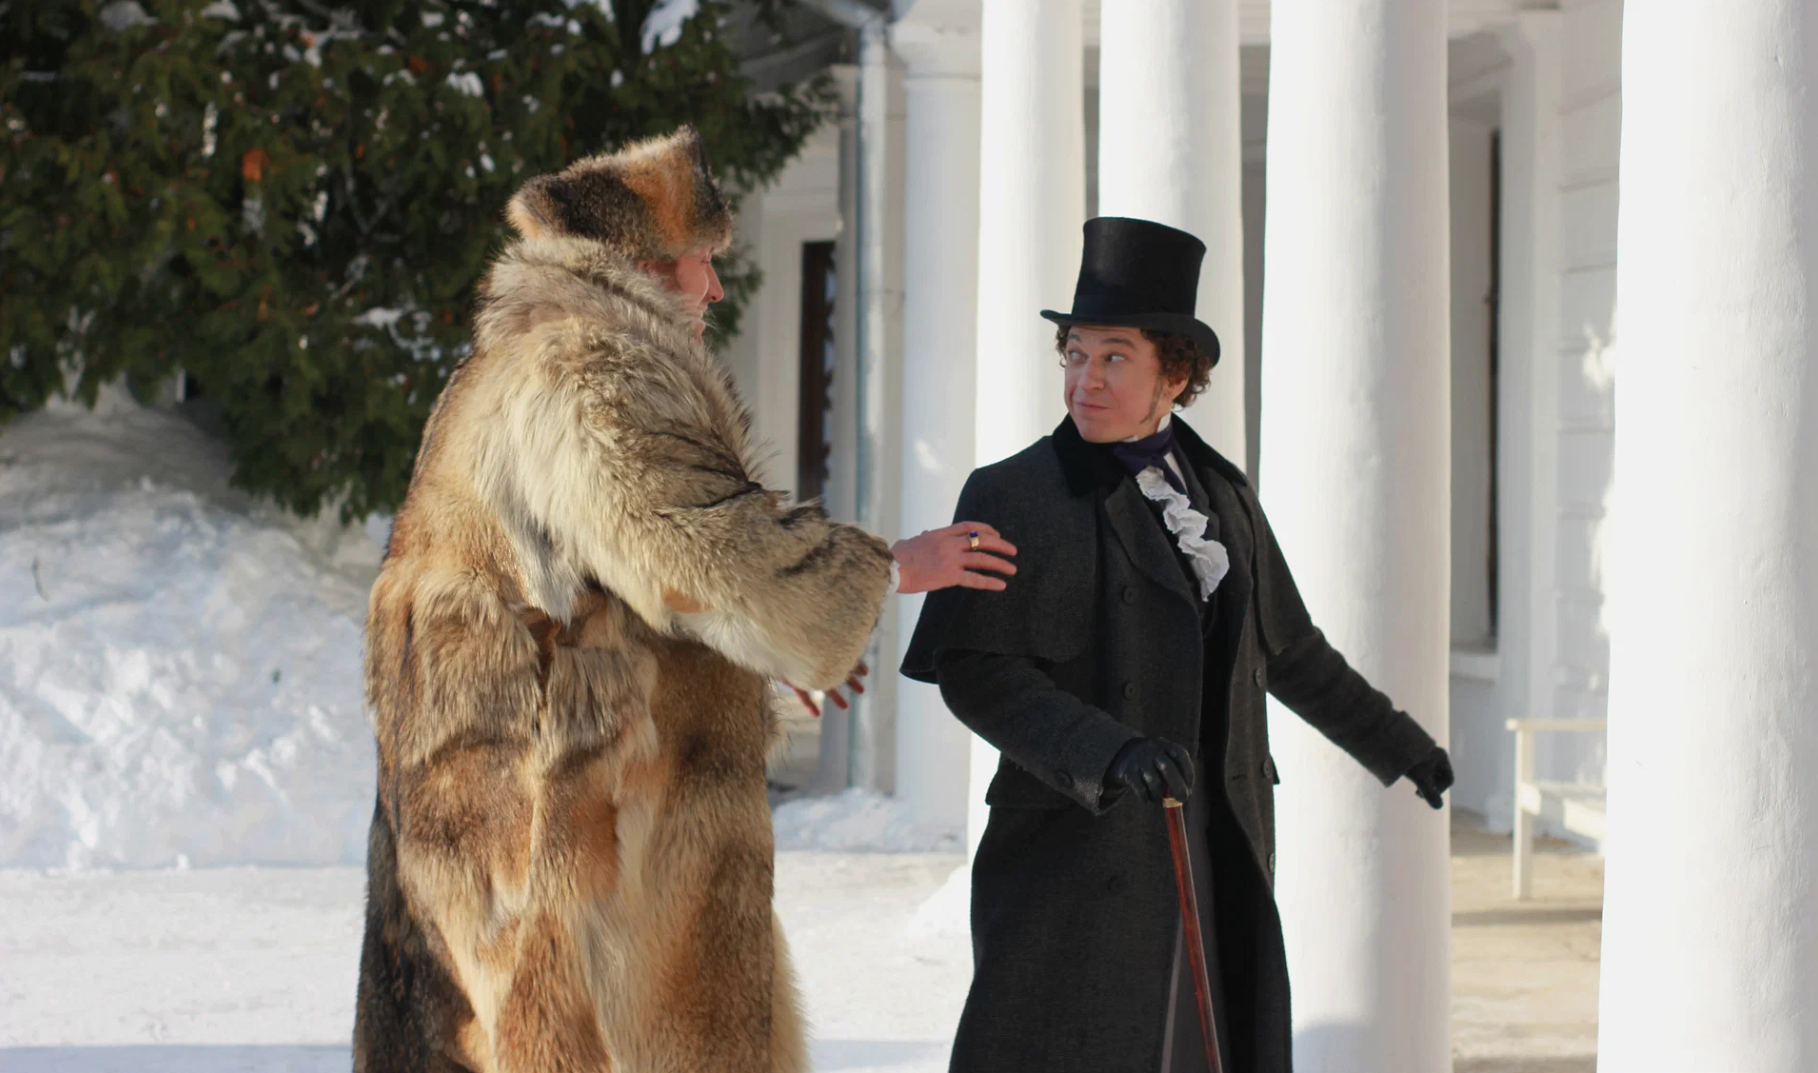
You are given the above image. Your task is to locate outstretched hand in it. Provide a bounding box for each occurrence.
[892,522,1018,594]
[1104,737,1195,806]
[1405,746,1455,810]
[789,662,868,719]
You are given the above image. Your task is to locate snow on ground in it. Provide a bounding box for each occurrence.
[0,397,385,870]
[0,853,974,1073]
[0,397,976,1070]
[774,788,963,854]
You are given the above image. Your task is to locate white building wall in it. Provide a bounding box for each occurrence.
[1446,2,1622,837]
[737,127,846,502]
[1449,115,1496,651]
[1544,0,1621,797]
[1445,102,1503,826]
[726,126,847,789]
[720,214,763,419]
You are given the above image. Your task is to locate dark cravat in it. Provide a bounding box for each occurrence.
[1109,422,1187,494]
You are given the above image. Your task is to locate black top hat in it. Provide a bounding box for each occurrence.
[1040,217,1221,365]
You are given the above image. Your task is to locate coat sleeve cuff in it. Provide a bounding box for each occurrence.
[1362,711,1440,787]
[1058,719,1143,814]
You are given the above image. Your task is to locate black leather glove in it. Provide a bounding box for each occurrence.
[1405,746,1454,810]
[1104,737,1195,806]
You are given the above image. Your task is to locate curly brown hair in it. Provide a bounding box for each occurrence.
[1054,325,1215,408]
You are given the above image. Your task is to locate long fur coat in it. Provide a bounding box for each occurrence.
[353,131,894,1073]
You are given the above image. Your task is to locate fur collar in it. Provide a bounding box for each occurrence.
[474,235,701,359]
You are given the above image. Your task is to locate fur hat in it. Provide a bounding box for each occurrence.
[505,126,734,262]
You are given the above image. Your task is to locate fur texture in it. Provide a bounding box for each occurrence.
[354,139,893,1073]
[506,127,735,264]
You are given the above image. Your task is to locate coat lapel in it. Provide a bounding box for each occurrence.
[1177,449,1220,542]
[1051,414,1208,613]
[1172,417,1256,611]
[1102,479,1198,609]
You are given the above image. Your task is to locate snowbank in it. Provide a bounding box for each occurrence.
[0,395,963,870]
[0,396,384,869]
[772,788,962,854]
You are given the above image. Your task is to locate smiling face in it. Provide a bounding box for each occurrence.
[1061,326,1188,443]
[640,247,725,338]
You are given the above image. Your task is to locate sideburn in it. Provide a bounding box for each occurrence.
[1141,378,1172,429]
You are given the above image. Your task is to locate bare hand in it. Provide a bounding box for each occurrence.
[789,662,869,719]
[891,522,1018,594]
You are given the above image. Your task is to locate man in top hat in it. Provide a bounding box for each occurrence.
[902,217,1454,1073]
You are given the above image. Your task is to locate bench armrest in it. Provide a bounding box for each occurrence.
[1505,718,1608,733]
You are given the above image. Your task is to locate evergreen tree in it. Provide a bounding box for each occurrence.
[1,0,832,518]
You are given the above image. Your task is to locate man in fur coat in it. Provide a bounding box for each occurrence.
[902,217,1455,1073]
[352,128,1011,1073]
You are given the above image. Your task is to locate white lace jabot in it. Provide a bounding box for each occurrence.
[1123,415,1229,601]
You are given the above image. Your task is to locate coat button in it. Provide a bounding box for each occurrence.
[1268,852,1277,873]
[1056,769,1074,789]
[1122,587,1138,605]
[1122,682,1136,699]
[1253,666,1267,687]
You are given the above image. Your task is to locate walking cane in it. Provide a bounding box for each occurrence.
[1164,796,1225,1073]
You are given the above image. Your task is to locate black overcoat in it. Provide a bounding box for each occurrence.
[901,416,1437,1073]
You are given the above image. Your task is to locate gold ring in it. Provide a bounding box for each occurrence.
[968,532,980,551]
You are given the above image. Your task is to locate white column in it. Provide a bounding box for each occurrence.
[814,63,862,794]
[1096,0,1245,465]
[827,63,863,529]
[892,13,982,836]
[974,0,1084,467]
[1259,2,1451,1070]
[969,0,1086,850]
[850,24,903,793]
[1598,4,1818,1069]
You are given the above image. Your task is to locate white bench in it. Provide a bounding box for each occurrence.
[1506,718,1607,900]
